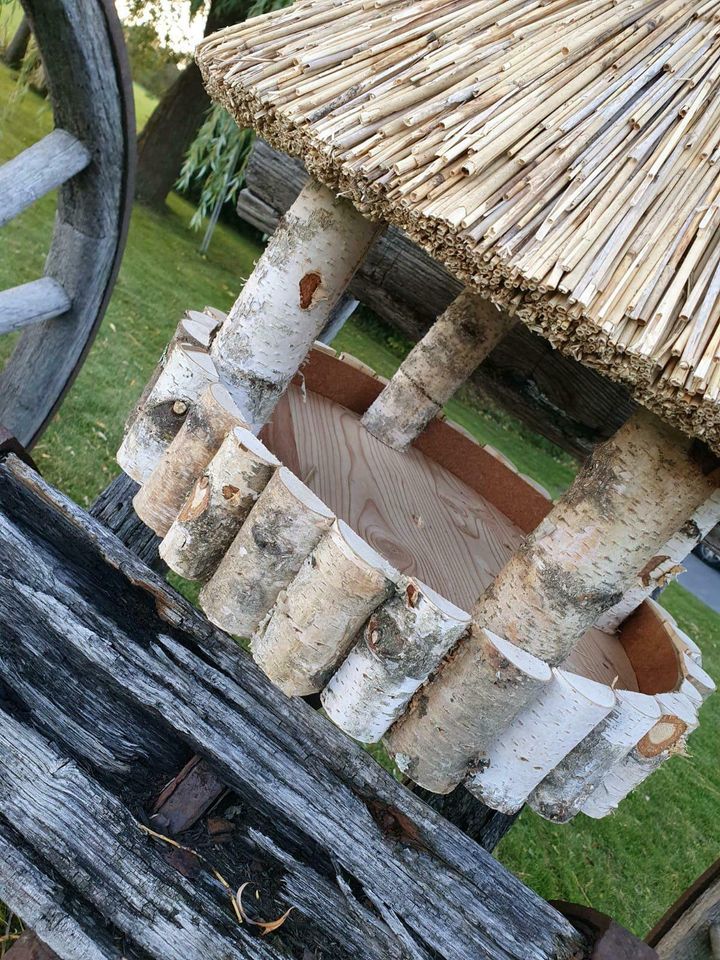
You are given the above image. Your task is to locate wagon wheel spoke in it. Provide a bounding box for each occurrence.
[0,128,92,337]
[0,127,90,228]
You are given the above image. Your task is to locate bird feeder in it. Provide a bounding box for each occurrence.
[119,0,720,821]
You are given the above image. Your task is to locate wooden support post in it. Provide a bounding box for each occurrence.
[322,579,471,743]
[252,520,396,696]
[200,467,335,637]
[384,410,719,793]
[466,670,616,814]
[133,383,246,536]
[117,344,217,484]
[362,290,515,450]
[210,179,381,431]
[160,426,279,581]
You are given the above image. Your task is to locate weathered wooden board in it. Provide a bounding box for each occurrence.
[648,860,720,960]
[264,386,522,610]
[0,278,71,335]
[0,454,586,960]
[237,140,637,457]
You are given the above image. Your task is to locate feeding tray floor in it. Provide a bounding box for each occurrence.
[263,384,521,611]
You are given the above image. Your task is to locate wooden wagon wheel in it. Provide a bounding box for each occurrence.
[0,0,134,448]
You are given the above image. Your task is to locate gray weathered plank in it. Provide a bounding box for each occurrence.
[0,277,70,334]
[238,139,636,456]
[0,128,90,227]
[89,471,164,570]
[0,710,284,960]
[0,824,120,960]
[0,455,587,960]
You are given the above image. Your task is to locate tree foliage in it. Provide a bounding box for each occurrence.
[177,0,293,230]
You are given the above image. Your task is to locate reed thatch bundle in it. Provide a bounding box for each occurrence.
[197,0,720,453]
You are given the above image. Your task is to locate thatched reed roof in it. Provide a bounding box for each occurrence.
[197,0,720,454]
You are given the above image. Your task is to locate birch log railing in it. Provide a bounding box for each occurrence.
[0,0,134,448]
[0,452,592,960]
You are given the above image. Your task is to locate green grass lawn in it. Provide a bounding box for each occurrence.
[1,61,720,941]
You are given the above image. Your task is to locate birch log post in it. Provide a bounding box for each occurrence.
[133,383,246,536]
[382,411,719,792]
[528,690,663,822]
[200,467,335,637]
[362,291,515,450]
[160,426,279,581]
[387,628,552,792]
[251,520,396,696]
[125,310,222,433]
[581,692,699,819]
[321,579,471,743]
[466,670,616,815]
[597,489,720,632]
[117,344,217,484]
[210,179,381,431]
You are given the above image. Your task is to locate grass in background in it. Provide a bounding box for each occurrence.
[1,61,719,939]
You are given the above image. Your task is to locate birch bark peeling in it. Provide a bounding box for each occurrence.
[321,579,470,744]
[160,427,279,581]
[200,466,335,638]
[529,690,662,823]
[210,179,381,431]
[117,345,218,484]
[125,310,222,434]
[582,692,698,818]
[473,410,720,665]
[133,383,247,536]
[597,489,720,632]
[362,291,515,450]
[466,669,616,815]
[680,653,716,701]
[385,628,552,793]
[252,519,397,696]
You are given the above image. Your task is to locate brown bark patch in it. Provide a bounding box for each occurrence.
[179,476,210,521]
[299,271,322,309]
[222,484,240,500]
[638,555,671,587]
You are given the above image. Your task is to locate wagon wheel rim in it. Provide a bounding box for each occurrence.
[0,0,135,448]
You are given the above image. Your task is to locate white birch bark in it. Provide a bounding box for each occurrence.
[160,427,279,582]
[133,384,247,536]
[321,579,471,743]
[117,345,218,484]
[581,692,698,818]
[471,410,720,665]
[362,291,514,450]
[210,179,380,431]
[199,467,335,638]
[528,690,662,822]
[124,310,222,433]
[251,520,397,696]
[385,627,552,793]
[654,603,703,663]
[596,490,720,632]
[466,669,616,814]
[680,652,716,701]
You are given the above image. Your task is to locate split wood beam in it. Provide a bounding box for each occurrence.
[0,454,586,960]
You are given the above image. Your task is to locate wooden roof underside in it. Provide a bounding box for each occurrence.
[198,0,720,455]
